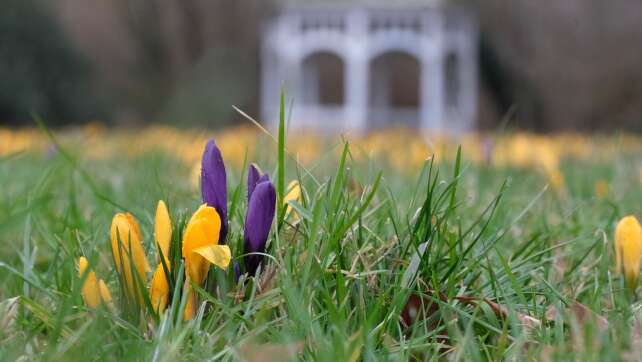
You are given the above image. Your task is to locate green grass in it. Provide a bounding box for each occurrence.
[0,126,641,361]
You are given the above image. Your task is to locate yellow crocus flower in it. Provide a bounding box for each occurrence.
[150,200,172,314]
[182,205,231,320]
[615,215,642,290]
[110,213,151,301]
[78,257,113,310]
[284,180,301,218]
[154,200,172,264]
[150,264,170,314]
[98,280,113,310]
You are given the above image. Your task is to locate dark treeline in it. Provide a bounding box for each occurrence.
[1,0,641,131]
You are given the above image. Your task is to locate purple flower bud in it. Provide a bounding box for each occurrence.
[244,180,276,276]
[201,140,228,242]
[247,164,270,202]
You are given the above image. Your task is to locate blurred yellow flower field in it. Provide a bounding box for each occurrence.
[2,124,641,173]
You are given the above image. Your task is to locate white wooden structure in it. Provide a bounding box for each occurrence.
[261,4,477,133]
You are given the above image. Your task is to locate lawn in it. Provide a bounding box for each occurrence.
[1,120,642,361]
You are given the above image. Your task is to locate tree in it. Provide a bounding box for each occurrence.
[0,0,103,125]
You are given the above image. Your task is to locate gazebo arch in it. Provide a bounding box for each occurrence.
[301,51,345,106]
[368,51,421,128]
[367,37,424,61]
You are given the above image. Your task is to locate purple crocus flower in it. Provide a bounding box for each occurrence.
[247,164,270,202]
[201,140,228,242]
[243,178,276,277]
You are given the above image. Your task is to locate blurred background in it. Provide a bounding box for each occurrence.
[1,0,641,132]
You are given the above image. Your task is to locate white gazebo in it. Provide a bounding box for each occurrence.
[261,3,477,133]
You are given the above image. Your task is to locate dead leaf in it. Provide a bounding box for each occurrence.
[237,342,304,362]
[519,315,543,330]
[552,246,567,280]
[545,301,609,351]
[400,293,445,330]
[544,305,558,321]
[400,291,451,357]
[624,319,642,360]
[545,301,609,332]
[569,302,609,331]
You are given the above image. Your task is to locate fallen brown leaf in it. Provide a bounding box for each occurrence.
[620,319,642,361]
[237,342,304,362]
[400,291,451,356]
[545,301,608,332]
[552,246,568,280]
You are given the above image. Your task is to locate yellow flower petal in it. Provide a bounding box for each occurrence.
[284,181,301,204]
[192,245,231,270]
[182,205,222,285]
[183,287,198,321]
[98,280,114,311]
[615,215,642,290]
[185,205,222,247]
[181,205,226,320]
[284,181,301,218]
[126,213,144,244]
[183,219,211,285]
[155,200,172,264]
[150,264,169,314]
[78,257,101,309]
[110,213,150,300]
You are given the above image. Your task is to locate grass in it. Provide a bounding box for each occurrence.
[0,121,641,361]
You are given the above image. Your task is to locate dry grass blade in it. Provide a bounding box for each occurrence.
[0,297,19,331]
[478,299,541,331]
[256,264,278,296]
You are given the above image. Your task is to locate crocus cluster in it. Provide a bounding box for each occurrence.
[79,204,171,311]
[78,139,278,321]
[201,140,277,278]
[78,256,113,310]
[614,215,642,290]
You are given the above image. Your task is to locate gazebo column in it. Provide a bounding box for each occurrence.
[345,9,369,133]
[420,51,445,133]
[420,12,445,133]
[265,53,300,130]
[345,55,368,133]
[265,16,303,131]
